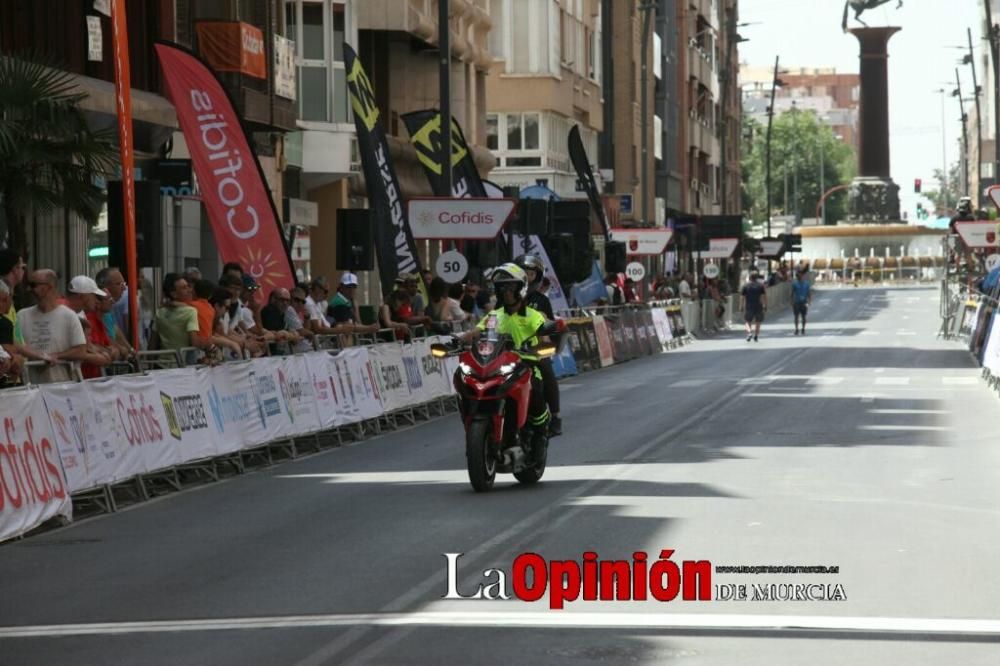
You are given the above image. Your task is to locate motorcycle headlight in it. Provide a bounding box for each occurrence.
[459,362,473,375]
[498,363,517,375]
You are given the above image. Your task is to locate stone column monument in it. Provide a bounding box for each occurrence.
[848,27,901,223]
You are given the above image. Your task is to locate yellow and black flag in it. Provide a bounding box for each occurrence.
[401,109,488,199]
[344,44,421,295]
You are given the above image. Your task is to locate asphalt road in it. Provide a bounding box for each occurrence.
[2,285,999,665]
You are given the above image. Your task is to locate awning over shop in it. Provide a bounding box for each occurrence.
[71,73,177,156]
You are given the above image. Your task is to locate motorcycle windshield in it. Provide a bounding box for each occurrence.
[473,333,513,368]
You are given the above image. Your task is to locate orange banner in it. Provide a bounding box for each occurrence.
[110,0,139,350]
[195,22,266,79]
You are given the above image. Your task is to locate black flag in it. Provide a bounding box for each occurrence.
[344,44,421,295]
[568,125,610,240]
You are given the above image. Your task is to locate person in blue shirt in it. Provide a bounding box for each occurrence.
[791,269,812,335]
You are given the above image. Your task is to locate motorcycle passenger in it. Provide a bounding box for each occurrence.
[460,263,551,458]
[514,254,562,437]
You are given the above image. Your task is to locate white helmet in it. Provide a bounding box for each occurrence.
[490,262,529,301]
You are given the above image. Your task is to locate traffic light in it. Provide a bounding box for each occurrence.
[914,178,922,193]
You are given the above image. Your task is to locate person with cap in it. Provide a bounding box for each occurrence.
[16,269,91,383]
[65,275,117,377]
[741,272,768,342]
[514,253,562,436]
[319,272,379,337]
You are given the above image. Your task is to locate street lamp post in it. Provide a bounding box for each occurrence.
[935,88,949,211]
[765,55,780,237]
[639,2,656,226]
[985,2,1000,190]
[954,69,969,196]
[966,27,983,205]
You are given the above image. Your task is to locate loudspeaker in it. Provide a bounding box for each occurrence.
[518,199,549,236]
[550,200,591,234]
[337,208,374,271]
[108,180,162,269]
[605,241,627,274]
[543,233,592,285]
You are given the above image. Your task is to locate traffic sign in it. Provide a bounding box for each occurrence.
[625,262,646,282]
[758,238,784,258]
[608,228,674,255]
[703,263,720,279]
[435,250,469,283]
[408,197,515,240]
[987,254,1000,272]
[700,238,739,259]
[954,221,1000,249]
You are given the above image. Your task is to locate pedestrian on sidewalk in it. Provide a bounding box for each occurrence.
[791,269,812,335]
[741,272,767,342]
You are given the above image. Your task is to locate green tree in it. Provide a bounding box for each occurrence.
[741,109,857,225]
[923,159,963,216]
[0,55,116,259]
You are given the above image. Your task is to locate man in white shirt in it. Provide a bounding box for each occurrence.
[305,277,333,328]
[678,273,695,301]
[18,269,89,383]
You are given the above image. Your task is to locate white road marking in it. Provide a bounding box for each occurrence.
[868,409,949,415]
[1,612,999,638]
[806,376,844,385]
[737,377,773,385]
[942,377,978,386]
[874,377,910,386]
[895,331,917,336]
[859,425,951,432]
[670,379,710,387]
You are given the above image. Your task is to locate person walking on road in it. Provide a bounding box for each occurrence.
[791,269,812,335]
[741,272,767,342]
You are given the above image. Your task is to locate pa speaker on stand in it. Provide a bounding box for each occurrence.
[336,209,374,271]
[107,180,163,269]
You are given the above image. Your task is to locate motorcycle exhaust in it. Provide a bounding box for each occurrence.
[504,446,526,471]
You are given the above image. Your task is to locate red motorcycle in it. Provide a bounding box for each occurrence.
[432,321,560,492]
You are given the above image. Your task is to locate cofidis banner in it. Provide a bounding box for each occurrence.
[155,42,295,294]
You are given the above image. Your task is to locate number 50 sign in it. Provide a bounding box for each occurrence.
[435,250,469,283]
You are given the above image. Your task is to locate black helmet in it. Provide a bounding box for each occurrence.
[514,254,545,285]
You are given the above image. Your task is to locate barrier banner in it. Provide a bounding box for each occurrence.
[400,342,439,405]
[640,310,658,355]
[959,300,981,338]
[971,301,995,358]
[564,320,592,371]
[551,339,578,378]
[981,312,1000,375]
[419,338,457,399]
[41,382,116,492]
[251,357,295,442]
[650,307,674,350]
[206,362,261,452]
[271,356,321,438]
[0,389,71,542]
[627,309,650,357]
[112,374,181,472]
[323,347,383,425]
[592,316,616,367]
[80,379,145,484]
[156,368,218,462]
[369,344,415,412]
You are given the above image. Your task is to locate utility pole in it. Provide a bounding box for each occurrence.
[639,2,656,226]
[439,0,452,198]
[718,3,736,214]
[956,68,969,196]
[765,55,780,237]
[967,27,983,205]
[986,2,1000,190]
[819,137,826,225]
[936,88,949,211]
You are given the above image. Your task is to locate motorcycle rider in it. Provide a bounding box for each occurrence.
[514,254,562,436]
[460,263,552,460]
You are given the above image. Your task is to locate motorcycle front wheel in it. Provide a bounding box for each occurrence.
[514,434,547,485]
[466,418,496,492]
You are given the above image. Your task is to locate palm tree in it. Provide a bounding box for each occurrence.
[0,54,117,259]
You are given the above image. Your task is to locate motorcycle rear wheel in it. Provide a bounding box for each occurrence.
[466,418,496,492]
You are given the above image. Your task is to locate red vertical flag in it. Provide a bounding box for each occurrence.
[155,43,295,294]
[110,0,140,349]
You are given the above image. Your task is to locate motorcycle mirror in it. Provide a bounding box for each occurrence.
[430,344,449,358]
[534,344,557,359]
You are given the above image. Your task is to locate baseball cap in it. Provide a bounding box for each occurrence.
[339,272,359,287]
[242,275,260,290]
[68,275,108,298]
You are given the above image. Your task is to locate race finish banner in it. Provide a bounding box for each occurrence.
[568,125,610,240]
[344,44,421,295]
[155,42,295,294]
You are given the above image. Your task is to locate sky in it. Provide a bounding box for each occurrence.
[739,0,984,219]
